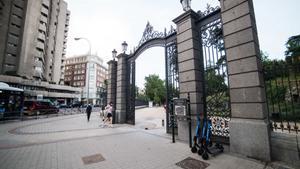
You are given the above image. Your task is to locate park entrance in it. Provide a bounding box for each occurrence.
[108,5,232,139]
[107,0,272,161]
[126,22,179,133]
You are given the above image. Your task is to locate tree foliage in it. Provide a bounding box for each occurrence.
[261,51,294,110]
[285,34,300,64]
[205,68,227,96]
[266,85,287,104]
[144,74,166,104]
[135,86,148,101]
[261,51,286,81]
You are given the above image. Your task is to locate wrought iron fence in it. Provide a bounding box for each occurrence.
[0,107,92,122]
[264,61,300,134]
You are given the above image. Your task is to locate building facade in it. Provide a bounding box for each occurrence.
[0,0,69,82]
[0,0,80,104]
[65,55,108,105]
[0,0,26,75]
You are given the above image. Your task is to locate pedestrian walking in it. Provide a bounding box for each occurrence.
[103,102,113,127]
[86,104,92,122]
[101,104,105,121]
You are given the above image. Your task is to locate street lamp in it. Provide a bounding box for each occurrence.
[180,0,192,11]
[74,37,91,104]
[112,49,117,60]
[74,37,91,56]
[121,41,128,53]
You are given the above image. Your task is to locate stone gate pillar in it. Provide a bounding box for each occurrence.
[220,0,271,161]
[173,11,204,142]
[115,53,127,123]
[107,60,117,123]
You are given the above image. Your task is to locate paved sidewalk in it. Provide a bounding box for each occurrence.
[0,108,294,169]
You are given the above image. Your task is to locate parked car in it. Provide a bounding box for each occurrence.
[23,100,59,116]
[58,104,71,109]
[71,102,82,108]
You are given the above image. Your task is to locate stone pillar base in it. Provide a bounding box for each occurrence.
[115,110,126,123]
[229,118,271,161]
[177,120,189,142]
[177,119,198,143]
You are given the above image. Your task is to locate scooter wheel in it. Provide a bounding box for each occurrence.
[191,146,197,153]
[215,143,224,150]
[202,152,209,160]
[197,148,204,156]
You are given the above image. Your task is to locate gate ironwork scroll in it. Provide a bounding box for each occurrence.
[126,22,178,132]
[198,5,231,143]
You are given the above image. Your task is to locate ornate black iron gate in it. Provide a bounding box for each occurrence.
[125,23,178,131]
[198,6,231,143]
[126,59,136,125]
[165,40,180,133]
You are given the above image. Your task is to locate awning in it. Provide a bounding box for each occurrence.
[0,82,24,92]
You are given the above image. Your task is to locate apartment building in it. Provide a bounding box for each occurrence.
[0,0,80,104]
[0,0,26,75]
[65,55,108,104]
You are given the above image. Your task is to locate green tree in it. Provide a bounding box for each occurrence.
[285,34,300,64]
[144,74,166,105]
[267,85,287,104]
[205,68,227,96]
[135,86,148,101]
[261,51,287,81]
[135,86,140,97]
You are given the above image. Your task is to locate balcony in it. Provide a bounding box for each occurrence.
[40,15,48,24]
[41,7,48,17]
[39,24,47,32]
[37,32,46,41]
[10,16,22,27]
[42,0,50,7]
[36,41,45,50]
[14,0,25,8]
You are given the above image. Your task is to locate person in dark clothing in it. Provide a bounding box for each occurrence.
[86,104,92,122]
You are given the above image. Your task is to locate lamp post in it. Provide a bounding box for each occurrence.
[74,37,91,55]
[121,41,128,53]
[112,49,117,60]
[180,0,192,11]
[74,37,92,104]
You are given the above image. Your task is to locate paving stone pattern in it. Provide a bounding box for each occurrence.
[0,108,291,169]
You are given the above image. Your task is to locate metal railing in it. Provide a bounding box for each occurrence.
[264,61,300,134]
[0,107,102,122]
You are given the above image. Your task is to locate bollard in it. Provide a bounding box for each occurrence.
[36,111,40,119]
[162,119,164,127]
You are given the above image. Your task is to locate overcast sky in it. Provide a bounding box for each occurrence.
[64,0,300,88]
